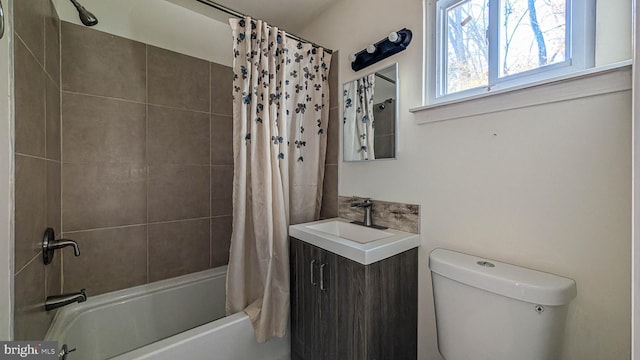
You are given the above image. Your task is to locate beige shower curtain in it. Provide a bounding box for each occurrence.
[343,74,376,161]
[226,17,331,343]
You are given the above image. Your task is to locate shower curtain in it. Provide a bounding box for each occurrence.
[226,17,331,342]
[343,74,375,161]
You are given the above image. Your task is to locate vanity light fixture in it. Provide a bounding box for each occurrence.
[350,28,412,72]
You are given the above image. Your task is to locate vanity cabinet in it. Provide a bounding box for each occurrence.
[290,237,417,360]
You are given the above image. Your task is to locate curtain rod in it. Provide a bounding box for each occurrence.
[195,0,333,54]
[375,73,396,84]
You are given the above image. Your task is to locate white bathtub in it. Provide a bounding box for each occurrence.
[45,266,290,360]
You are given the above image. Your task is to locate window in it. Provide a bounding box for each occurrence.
[434,0,594,101]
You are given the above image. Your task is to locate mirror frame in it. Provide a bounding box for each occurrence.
[342,63,399,162]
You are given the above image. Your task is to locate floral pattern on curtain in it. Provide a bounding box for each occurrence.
[227,17,332,343]
[343,74,375,161]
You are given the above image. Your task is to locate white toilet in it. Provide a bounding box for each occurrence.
[429,248,577,360]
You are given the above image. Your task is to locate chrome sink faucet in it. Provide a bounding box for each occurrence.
[45,289,87,311]
[351,198,374,227]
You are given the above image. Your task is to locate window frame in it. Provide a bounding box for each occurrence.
[431,0,595,104]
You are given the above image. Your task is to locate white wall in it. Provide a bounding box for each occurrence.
[51,0,233,65]
[0,0,13,341]
[632,0,639,357]
[597,0,632,65]
[300,0,632,359]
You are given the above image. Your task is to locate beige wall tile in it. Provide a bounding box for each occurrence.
[47,161,61,234]
[211,165,232,216]
[15,0,45,65]
[14,259,48,341]
[148,219,210,282]
[45,249,61,298]
[148,106,210,165]
[44,0,60,84]
[326,108,339,165]
[210,63,233,116]
[15,155,47,271]
[211,216,232,268]
[148,46,210,112]
[62,226,147,296]
[62,93,146,164]
[46,77,60,161]
[148,165,210,222]
[61,22,146,102]
[63,163,147,231]
[329,51,339,110]
[210,115,233,165]
[320,164,338,219]
[15,39,46,157]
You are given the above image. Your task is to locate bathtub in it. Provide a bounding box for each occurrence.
[45,266,290,360]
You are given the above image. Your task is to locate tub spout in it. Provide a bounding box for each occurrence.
[45,289,86,311]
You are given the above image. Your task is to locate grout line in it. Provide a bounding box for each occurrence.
[61,90,212,115]
[145,44,150,284]
[63,223,149,235]
[210,111,233,117]
[14,251,42,277]
[62,217,214,235]
[15,34,45,75]
[15,152,59,163]
[60,160,210,166]
[209,63,213,268]
[62,90,147,106]
[60,250,64,293]
[59,11,65,293]
[147,102,211,115]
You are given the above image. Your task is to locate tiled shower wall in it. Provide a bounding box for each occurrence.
[59,22,234,296]
[13,0,62,340]
[321,52,339,219]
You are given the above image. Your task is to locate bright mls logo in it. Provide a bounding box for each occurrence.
[0,342,57,359]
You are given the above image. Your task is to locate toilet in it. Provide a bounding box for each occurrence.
[429,248,577,360]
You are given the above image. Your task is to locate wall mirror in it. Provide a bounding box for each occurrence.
[343,63,398,162]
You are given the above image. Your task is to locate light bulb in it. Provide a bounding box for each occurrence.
[388,31,400,43]
[349,54,357,62]
[366,44,376,54]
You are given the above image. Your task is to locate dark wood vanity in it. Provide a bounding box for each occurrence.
[290,237,417,360]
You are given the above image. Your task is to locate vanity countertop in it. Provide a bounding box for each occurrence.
[289,217,421,265]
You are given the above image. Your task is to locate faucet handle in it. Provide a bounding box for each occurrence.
[43,228,80,265]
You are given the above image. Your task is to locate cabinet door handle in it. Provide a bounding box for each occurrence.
[310,259,317,286]
[320,263,327,291]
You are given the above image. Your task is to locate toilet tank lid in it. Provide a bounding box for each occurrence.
[429,249,577,306]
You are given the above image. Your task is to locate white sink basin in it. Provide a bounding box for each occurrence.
[290,218,421,265]
[306,221,394,243]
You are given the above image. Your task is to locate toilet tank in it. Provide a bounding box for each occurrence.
[429,249,577,360]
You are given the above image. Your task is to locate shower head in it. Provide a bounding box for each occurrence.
[69,0,98,27]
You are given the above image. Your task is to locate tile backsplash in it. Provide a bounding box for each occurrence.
[338,196,420,234]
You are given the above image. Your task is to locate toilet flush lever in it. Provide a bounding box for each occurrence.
[43,228,80,265]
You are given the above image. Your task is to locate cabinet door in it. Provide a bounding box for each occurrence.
[335,253,368,360]
[315,248,338,359]
[291,238,322,360]
[290,238,339,360]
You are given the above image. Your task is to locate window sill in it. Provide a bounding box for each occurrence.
[410,61,632,124]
